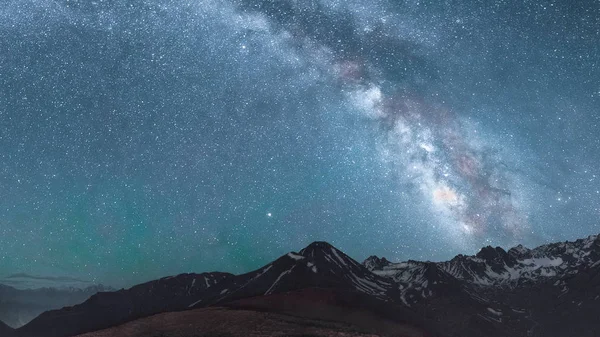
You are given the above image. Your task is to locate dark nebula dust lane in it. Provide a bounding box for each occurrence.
[0,0,598,287]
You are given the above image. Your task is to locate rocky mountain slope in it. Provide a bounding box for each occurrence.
[364,234,600,337]
[4,235,600,337]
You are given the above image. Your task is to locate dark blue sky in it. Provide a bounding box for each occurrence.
[0,0,598,288]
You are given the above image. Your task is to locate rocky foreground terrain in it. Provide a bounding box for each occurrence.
[5,234,600,337]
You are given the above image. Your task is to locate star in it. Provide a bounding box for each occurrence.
[0,0,597,289]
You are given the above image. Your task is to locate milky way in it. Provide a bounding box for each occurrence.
[0,0,598,287]
[349,80,534,243]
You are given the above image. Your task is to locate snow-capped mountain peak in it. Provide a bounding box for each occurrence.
[363,255,391,271]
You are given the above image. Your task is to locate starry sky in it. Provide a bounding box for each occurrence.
[0,0,598,288]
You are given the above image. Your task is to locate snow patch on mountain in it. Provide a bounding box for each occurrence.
[287,252,305,261]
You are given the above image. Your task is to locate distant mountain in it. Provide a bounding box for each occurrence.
[0,284,111,329]
[6,235,600,337]
[0,274,95,290]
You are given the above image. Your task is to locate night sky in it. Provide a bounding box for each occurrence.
[0,0,598,288]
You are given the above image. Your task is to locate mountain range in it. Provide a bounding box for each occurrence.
[4,234,600,337]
